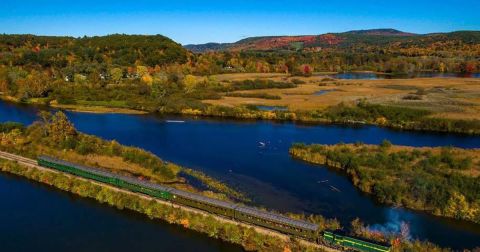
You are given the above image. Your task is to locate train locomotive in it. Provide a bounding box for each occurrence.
[37,155,391,252]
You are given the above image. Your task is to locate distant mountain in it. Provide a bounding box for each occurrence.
[343,28,416,36]
[184,29,480,53]
[184,42,233,53]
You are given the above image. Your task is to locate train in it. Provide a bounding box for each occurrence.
[37,155,391,252]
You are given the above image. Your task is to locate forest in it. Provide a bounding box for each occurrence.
[289,142,480,224]
[0,34,479,135]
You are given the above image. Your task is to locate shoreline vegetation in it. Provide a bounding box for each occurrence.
[289,142,480,225]
[2,92,480,135]
[0,160,322,252]
[0,114,341,251]
[0,113,456,251]
[0,160,453,252]
[0,112,246,202]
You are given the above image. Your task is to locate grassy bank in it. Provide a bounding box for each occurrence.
[290,142,480,224]
[0,157,457,251]
[179,102,480,135]
[3,75,480,135]
[0,159,325,252]
[0,112,245,201]
[0,115,347,251]
[1,95,147,114]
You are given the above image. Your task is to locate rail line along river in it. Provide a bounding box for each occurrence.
[1,100,480,250]
[0,168,243,251]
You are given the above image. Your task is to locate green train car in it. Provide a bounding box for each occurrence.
[323,230,391,252]
[234,205,319,240]
[37,155,391,252]
[38,155,172,200]
[169,188,237,218]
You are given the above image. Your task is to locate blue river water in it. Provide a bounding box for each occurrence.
[1,100,480,250]
[0,168,242,251]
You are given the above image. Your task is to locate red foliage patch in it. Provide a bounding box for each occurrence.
[317,34,343,45]
[237,36,316,50]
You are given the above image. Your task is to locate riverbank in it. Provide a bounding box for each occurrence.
[289,142,480,225]
[2,75,480,135]
[2,102,477,250]
[0,116,334,251]
[0,113,247,202]
[0,142,460,252]
[0,95,147,114]
[0,158,331,252]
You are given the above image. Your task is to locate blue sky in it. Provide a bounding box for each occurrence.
[1,1,479,44]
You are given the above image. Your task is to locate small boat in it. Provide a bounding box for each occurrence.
[330,185,341,192]
[166,120,185,123]
[258,142,266,147]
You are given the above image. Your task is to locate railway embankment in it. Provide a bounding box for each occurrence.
[0,151,335,252]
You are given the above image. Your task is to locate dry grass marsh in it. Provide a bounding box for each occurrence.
[205,74,480,120]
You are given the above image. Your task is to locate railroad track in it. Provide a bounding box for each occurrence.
[0,150,341,251]
[0,151,38,166]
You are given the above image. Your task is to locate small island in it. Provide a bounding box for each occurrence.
[290,142,480,224]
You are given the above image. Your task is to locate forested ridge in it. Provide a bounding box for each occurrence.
[186,30,480,72]
[0,33,479,135]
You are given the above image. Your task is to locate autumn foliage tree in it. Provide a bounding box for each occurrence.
[299,64,313,77]
[39,111,78,149]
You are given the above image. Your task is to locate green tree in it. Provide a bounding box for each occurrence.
[110,68,123,84]
[136,65,149,77]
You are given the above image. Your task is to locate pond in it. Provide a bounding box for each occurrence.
[256,105,288,111]
[314,89,336,96]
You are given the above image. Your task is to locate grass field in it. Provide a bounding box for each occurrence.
[205,74,480,120]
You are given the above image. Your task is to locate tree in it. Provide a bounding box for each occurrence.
[136,65,149,77]
[444,192,475,220]
[38,111,52,136]
[299,64,313,77]
[0,68,8,93]
[141,74,153,86]
[183,74,197,93]
[16,70,51,98]
[46,111,78,148]
[110,68,123,84]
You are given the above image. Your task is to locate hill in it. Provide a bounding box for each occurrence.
[184,29,480,52]
[0,34,189,67]
[343,28,416,36]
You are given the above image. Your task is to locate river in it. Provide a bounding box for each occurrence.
[1,100,480,250]
[0,169,242,251]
